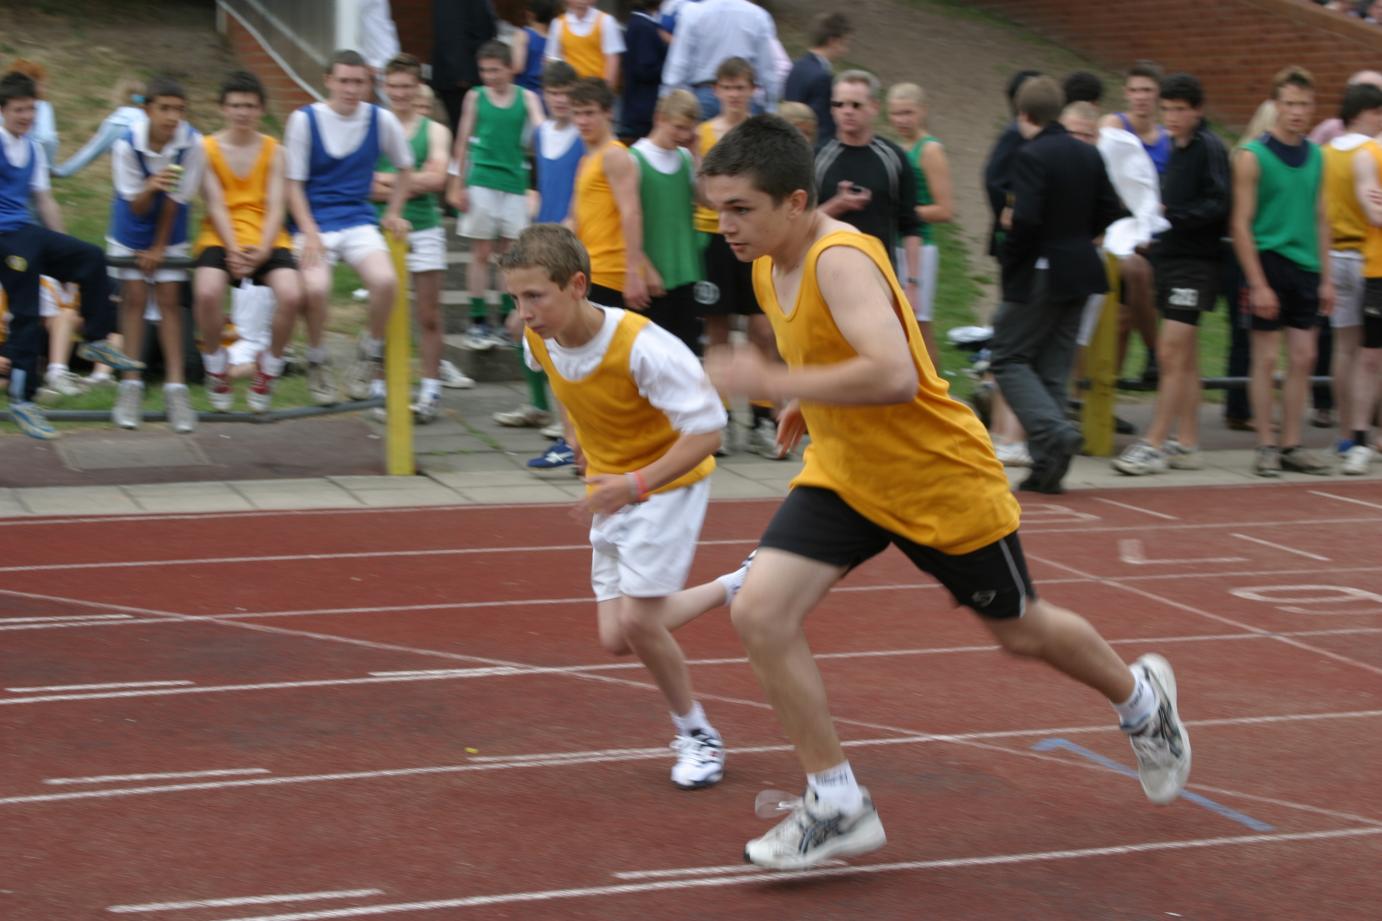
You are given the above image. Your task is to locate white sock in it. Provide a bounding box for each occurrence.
[419,378,442,400]
[808,760,863,815]
[369,379,386,399]
[46,362,68,377]
[1114,669,1158,730]
[164,382,187,393]
[714,551,756,606]
[201,348,228,375]
[671,701,713,737]
[262,353,286,377]
[306,346,328,364]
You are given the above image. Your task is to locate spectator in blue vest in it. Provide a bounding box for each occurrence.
[513,0,559,95]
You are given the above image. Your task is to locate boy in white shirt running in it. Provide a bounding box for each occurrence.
[500,223,751,789]
[282,49,413,405]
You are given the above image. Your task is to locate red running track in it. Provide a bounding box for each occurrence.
[1,481,1380,919]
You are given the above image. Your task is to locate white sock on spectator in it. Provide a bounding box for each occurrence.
[419,378,441,400]
[262,353,286,377]
[201,348,228,375]
[306,346,328,364]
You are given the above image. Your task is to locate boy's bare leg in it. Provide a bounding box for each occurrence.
[118,278,149,381]
[154,282,186,384]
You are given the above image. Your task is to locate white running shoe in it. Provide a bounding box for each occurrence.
[165,384,198,434]
[1341,444,1373,476]
[493,404,551,427]
[1112,440,1167,476]
[1164,439,1203,470]
[307,361,336,405]
[345,355,381,401]
[670,728,726,789]
[112,380,143,429]
[994,441,1033,467]
[44,368,86,397]
[438,359,475,389]
[749,417,790,460]
[744,786,886,870]
[539,420,564,440]
[1125,653,1191,805]
[412,392,442,425]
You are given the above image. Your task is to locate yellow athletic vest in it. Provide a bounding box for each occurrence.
[1323,139,1378,253]
[525,310,716,493]
[1363,145,1382,278]
[563,13,606,80]
[574,139,626,291]
[755,229,1020,553]
[195,134,291,253]
[694,121,721,234]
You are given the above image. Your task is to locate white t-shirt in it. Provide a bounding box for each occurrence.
[111,119,204,204]
[630,138,693,184]
[523,306,726,435]
[283,102,411,182]
[0,126,49,192]
[546,9,626,62]
[537,121,581,161]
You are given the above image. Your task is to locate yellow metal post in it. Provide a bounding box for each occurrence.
[1081,254,1120,457]
[385,236,415,475]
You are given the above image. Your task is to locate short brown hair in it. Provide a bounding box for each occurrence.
[1126,60,1163,84]
[568,77,614,111]
[477,40,512,67]
[1273,65,1314,98]
[656,89,700,122]
[499,224,591,288]
[1015,75,1063,127]
[385,53,423,78]
[542,59,578,90]
[326,49,368,74]
[809,12,852,48]
[716,57,756,86]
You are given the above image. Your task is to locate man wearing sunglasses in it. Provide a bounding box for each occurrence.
[814,70,923,322]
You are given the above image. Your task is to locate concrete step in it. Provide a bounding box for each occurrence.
[442,335,524,381]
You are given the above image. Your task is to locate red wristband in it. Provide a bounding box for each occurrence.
[633,470,650,502]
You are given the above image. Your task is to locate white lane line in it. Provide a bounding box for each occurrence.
[4,708,1378,807]
[48,768,270,786]
[6,680,194,693]
[1230,533,1331,561]
[613,861,846,880]
[191,828,1382,921]
[5,628,1380,707]
[0,539,752,574]
[1309,490,1382,512]
[0,614,133,624]
[1027,553,1382,678]
[107,888,384,913]
[1092,497,1179,520]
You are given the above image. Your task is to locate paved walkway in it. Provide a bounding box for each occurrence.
[2,381,1377,518]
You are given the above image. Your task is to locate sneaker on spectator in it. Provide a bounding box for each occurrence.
[462,323,495,351]
[165,384,197,434]
[412,391,442,425]
[78,339,144,372]
[540,420,564,440]
[438,359,475,389]
[344,346,382,401]
[307,361,336,405]
[486,327,515,349]
[1112,440,1167,476]
[112,379,143,429]
[527,437,575,473]
[493,404,551,427]
[994,441,1032,467]
[1341,444,1374,476]
[1163,439,1203,470]
[10,400,59,440]
[1253,445,1281,478]
[44,367,86,397]
[87,368,115,387]
[206,371,233,412]
[1309,408,1334,429]
[248,365,275,413]
[749,417,790,460]
[1280,446,1332,475]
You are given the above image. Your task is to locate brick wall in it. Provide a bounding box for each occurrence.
[971,0,1382,129]
[223,14,316,119]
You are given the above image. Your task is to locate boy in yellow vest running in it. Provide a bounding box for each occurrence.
[702,116,1191,870]
[193,71,304,413]
[500,223,749,790]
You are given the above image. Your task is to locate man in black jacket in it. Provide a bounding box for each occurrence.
[991,76,1125,494]
[431,0,497,137]
[1113,74,1231,476]
[982,69,1042,257]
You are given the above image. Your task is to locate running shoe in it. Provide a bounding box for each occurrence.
[86,369,115,388]
[1280,446,1333,476]
[112,380,143,429]
[539,421,564,440]
[486,327,515,349]
[412,391,442,425]
[344,354,382,402]
[10,400,58,440]
[247,365,275,413]
[1252,445,1281,478]
[438,359,476,389]
[1125,653,1191,805]
[670,728,726,789]
[206,371,233,412]
[1342,444,1374,476]
[744,786,886,870]
[78,339,145,372]
[1112,440,1167,476]
[494,404,552,427]
[462,323,495,351]
[307,361,336,405]
[165,384,197,434]
[44,367,86,397]
[994,441,1032,467]
[527,437,575,473]
[1163,439,1203,470]
[749,417,790,460]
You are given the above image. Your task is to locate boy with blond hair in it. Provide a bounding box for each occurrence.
[500,223,749,789]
